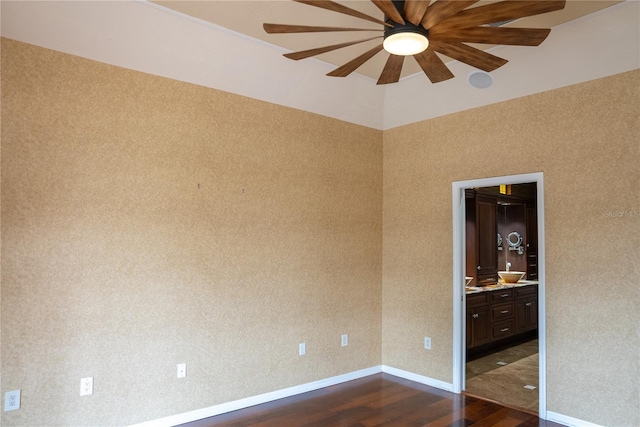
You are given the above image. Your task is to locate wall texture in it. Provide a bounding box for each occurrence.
[1,39,383,426]
[382,69,639,426]
[2,37,639,427]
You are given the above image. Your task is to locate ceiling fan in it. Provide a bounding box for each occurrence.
[264,0,566,84]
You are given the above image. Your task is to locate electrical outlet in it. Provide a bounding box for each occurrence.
[341,334,348,347]
[424,337,432,350]
[177,363,187,378]
[299,342,306,356]
[4,390,20,412]
[80,377,93,396]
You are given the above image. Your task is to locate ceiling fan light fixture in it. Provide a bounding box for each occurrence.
[383,31,429,56]
[383,18,430,56]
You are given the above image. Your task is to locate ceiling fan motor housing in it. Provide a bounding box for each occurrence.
[383,20,429,40]
[386,0,429,36]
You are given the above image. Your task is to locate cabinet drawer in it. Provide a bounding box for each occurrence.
[467,292,488,308]
[491,320,514,341]
[516,285,537,298]
[490,289,514,303]
[491,302,514,322]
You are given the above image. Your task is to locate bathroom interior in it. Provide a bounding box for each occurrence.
[464,182,540,413]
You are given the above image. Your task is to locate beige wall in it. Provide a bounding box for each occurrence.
[383,69,639,426]
[2,37,639,427]
[1,39,382,426]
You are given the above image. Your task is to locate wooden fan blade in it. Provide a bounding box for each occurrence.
[264,23,382,34]
[430,27,551,46]
[430,1,566,33]
[371,0,405,24]
[295,0,392,27]
[421,0,478,30]
[327,44,384,77]
[404,0,430,26]
[430,40,507,72]
[284,37,382,60]
[414,49,454,83]
[377,55,404,85]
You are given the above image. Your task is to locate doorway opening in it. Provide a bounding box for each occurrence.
[452,173,547,418]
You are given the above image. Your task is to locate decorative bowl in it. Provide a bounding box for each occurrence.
[498,271,525,283]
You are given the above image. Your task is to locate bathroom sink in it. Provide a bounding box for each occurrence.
[498,271,525,283]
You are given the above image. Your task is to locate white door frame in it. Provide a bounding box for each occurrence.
[451,172,547,418]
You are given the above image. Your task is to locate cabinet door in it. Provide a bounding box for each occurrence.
[468,305,491,348]
[515,298,529,334]
[466,308,474,348]
[527,298,538,330]
[476,196,497,281]
[476,306,491,346]
[516,296,539,333]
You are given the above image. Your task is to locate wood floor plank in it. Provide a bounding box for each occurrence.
[177,373,564,427]
[356,392,443,426]
[409,396,466,426]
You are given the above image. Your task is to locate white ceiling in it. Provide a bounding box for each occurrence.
[1,1,639,130]
[153,0,622,80]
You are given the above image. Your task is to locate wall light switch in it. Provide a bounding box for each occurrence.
[299,343,306,356]
[341,334,348,347]
[177,363,187,378]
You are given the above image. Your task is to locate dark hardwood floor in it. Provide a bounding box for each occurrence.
[178,373,563,427]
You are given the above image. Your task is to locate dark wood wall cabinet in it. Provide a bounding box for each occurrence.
[526,206,538,280]
[475,195,499,284]
[466,284,538,357]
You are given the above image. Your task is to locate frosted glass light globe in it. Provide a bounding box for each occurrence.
[383,32,429,56]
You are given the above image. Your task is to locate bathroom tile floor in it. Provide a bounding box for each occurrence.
[465,339,539,412]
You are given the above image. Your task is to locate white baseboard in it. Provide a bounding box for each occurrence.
[129,366,382,427]
[381,365,454,392]
[546,411,604,427]
[130,365,593,427]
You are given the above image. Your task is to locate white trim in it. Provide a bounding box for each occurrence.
[536,176,547,417]
[451,172,547,416]
[128,366,382,427]
[546,411,604,427]
[381,365,454,392]
[452,184,466,394]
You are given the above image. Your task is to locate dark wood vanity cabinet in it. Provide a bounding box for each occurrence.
[467,285,537,353]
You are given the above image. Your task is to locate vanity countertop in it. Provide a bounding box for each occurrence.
[465,280,538,294]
